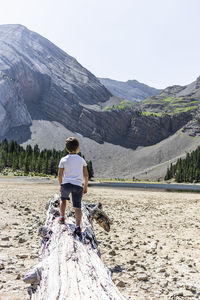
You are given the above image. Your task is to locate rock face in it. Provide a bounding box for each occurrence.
[0,24,198,150]
[98,77,162,102]
[75,108,192,148]
[0,72,32,136]
[182,106,200,136]
[176,76,200,98]
[0,24,111,137]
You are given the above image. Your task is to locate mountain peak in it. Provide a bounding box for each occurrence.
[0,24,27,29]
[0,24,29,36]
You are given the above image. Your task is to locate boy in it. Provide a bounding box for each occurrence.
[58,137,88,237]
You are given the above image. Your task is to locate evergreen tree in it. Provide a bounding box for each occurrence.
[48,156,57,175]
[87,161,94,179]
[164,167,170,180]
[23,156,29,173]
[33,144,40,157]
[25,145,33,156]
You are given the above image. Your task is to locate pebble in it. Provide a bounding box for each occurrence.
[5,269,13,274]
[116,280,126,287]
[171,290,184,297]
[109,250,116,256]
[1,236,10,241]
[19,237,26,243]
[157,267,166,273]
[0,243,13,248]
[185,283,196,293]
[24,207,31,212]
[129,260,136,265]
[128,266,135,271]
[0,263,5,270]
[160,281,168,288]
[30,254,38,259]
[16,254,29,259]
[137,274,148,281]
[183,290,194,297]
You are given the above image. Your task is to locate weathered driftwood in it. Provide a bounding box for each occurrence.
[24,194,126,300]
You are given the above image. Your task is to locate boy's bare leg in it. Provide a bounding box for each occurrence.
[74,207,82,227]
[60,200,66,216]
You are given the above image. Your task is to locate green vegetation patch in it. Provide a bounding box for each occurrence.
[116,103,125,110]
[162,96,175,102]
[141,111,163,117]
[172,105,198,113]
[104,100,135,111]
[169,98,198,106]
[104,106,112,111]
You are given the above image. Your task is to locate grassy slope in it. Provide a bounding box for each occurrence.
[104,93,199,116]
[142,94,199,115]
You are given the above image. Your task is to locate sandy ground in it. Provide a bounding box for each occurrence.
[0,181,200,300]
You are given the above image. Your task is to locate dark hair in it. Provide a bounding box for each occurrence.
[66,137,79,152]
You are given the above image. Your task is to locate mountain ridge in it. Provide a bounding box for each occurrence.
[98,77,162,102]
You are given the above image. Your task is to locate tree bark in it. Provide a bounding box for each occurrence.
[24,194,126,300]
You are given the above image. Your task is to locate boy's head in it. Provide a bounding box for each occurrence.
[66,137,79,153]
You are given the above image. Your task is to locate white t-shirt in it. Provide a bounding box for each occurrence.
[58,154,87,187]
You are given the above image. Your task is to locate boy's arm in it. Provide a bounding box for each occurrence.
[58,168,64,191]
[83,166,89,194]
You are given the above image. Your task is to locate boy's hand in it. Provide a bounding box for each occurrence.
[59,185,61,193]
[83,186,87,194]
[83,166,88,195]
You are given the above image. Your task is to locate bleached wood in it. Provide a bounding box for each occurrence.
[24,194,127,300]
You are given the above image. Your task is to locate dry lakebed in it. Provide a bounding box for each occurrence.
[0,180,200,299]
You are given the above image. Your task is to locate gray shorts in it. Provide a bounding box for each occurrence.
[60,183,83,208]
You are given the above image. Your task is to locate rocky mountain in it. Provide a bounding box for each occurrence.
[98,78,162,102]
[0,24,111,138]
[1,24,200,179]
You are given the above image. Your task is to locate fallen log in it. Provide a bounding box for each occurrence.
[24,194,127,300]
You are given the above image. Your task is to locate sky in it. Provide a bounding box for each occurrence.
[0,0,200,88]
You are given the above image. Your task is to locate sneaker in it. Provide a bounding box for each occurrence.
[74,226,82,239]
[58,217,65,224]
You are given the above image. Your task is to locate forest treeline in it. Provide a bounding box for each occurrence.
[0,139,94,179]
[165,146,200,183]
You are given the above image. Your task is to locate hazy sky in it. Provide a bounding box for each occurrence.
[0,0,200,88]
